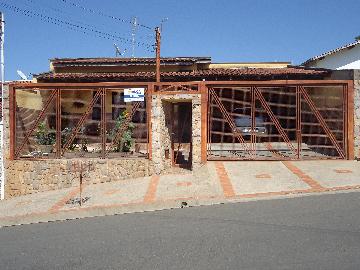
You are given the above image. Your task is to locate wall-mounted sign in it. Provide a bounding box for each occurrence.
[124,88,145,102]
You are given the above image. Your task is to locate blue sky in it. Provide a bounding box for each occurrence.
[2,0,360,80]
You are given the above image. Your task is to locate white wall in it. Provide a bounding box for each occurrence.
[309,45,360,70]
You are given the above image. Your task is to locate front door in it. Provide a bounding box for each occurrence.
[171,102,192,168]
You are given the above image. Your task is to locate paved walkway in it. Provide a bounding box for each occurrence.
[0,160,360,227]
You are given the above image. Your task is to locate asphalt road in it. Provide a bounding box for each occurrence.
[1,192,360,270]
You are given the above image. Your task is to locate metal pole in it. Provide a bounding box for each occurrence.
[131,17,137,58]
[155,27,161,83]
[0,12,4,200]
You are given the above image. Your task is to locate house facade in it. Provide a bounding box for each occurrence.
[2,57,356,198]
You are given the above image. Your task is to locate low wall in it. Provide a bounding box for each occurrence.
[4,158,153,198]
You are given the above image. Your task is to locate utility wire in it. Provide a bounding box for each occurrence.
[59,0,153,30]
[0,1,154,50]
[24,0,141,47]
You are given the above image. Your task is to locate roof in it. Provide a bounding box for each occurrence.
[35,67,329,82]
[302,40,360,66]
[51,57,212,67]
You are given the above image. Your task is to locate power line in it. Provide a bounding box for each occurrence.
[59,0,153,30]
[23,0,141,48]
[0,1,154,50]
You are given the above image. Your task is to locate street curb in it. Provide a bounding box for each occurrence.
[1,187,360,228]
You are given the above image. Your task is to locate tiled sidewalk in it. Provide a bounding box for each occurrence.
[0,160,359,227]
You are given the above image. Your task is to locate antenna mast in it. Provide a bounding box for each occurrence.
[131,16,137,58]
[155,27,161,83]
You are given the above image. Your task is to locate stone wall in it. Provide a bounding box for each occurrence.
[354,70,360,159]
[2,85,154,198]
[4,158,152,197]
[151,93,202,173]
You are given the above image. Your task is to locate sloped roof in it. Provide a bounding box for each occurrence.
[35,67,329,82]
[51,57,212,67]
[302,40,360,66]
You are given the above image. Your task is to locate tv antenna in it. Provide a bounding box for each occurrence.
[160,17,168,32]
[113,43,126,57]
[17,70,28,80]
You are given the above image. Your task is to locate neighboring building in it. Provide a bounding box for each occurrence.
[303,40,360,70]
[2,57,356,198]
[303,40,360,161]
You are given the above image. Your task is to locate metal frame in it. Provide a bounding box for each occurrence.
[207,82,352,161]
[8,80,354,161]
[11,85,149,160]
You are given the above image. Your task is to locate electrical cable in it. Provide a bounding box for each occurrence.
[59,0,153,30]
[0,1,154,50]
[24,0,145,48]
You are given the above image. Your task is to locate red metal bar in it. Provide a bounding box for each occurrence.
[299,86,345,159]
[209,88,251,153]
[296,86,302,159]
[9,85,16,160]
[155,84,198,93]
[346,81,355,160]
[254,87,296,154]
[251,87,256,157]
[15,89,57,158]
[178,85,198,92]
[101,88,106,158]
[56,89,61,158]
[208,90,212,156]
[9,80,351,90]
[62,89,102,154]
[342,84,348,159]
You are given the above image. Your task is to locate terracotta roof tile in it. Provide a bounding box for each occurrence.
[35,67,329,82]
[51,57,212,66]
[302,40,360,66]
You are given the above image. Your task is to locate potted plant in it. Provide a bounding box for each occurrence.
[35,121,56,154]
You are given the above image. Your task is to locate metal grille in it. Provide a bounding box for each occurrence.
[207,85,346,160]
[13,87,148,159]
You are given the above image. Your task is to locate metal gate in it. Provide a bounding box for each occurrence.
[207,85,347,160]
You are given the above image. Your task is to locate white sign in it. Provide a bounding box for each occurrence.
[124,88,145,102]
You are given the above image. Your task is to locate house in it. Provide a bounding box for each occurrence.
[1,57,356,198]
[303,40,360,70]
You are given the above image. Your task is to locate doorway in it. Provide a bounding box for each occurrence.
[171,102,192,168]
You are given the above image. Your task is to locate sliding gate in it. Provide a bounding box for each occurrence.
[207,85,348,160]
